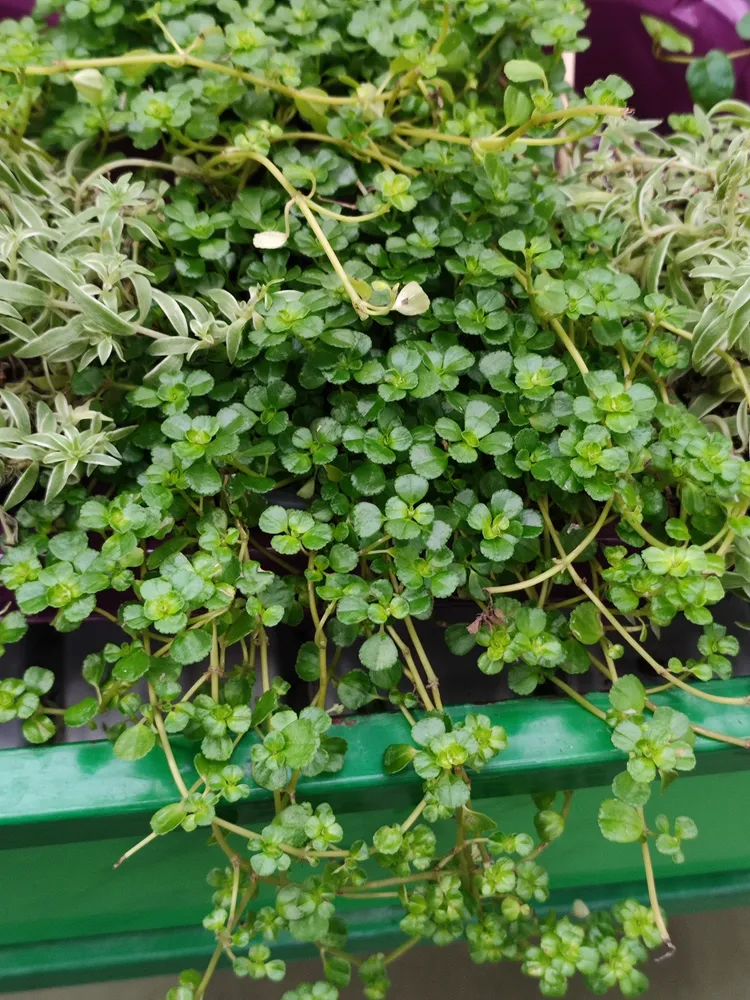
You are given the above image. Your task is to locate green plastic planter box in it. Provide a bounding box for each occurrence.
[2,679,750,993]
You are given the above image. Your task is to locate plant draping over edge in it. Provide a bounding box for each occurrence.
[641,12,750,111]
[0,2,749,998]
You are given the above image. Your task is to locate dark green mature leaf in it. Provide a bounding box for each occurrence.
[171,629,213,665]
[569,601,603,645]
[185,461,222,495]
[113,648,151,682]
[338,670,378,709]
[686,50,735,108]
[252,689,279,727]
[295,641,321,681]
[359,632,398,671]
[504,86,534,126]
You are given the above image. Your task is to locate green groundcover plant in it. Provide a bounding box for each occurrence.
[1,2,749,997]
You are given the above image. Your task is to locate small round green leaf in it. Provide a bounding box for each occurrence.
[359,631,398,672]
[504,59,547,85]
[597,799,644,843]
[64,697,99,727]
[686,50,735,109]
[171,629,213,665]
[22,714,56,744]
[114,723,156,761]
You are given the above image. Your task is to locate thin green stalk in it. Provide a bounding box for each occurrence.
[271,131,417,175]
[549,315,589,375]
[537,521,552,609]
[404,616,443,711]
[626,323,657,386]
[294,193,371,317]
[548,675,608,720]
[113,830,158,869]
[539,500,750,707]
[455,805,472,898]
[210,621,219,703]
[701,522,731,551]
[214,817,348,860]
[227,855,241,927]
[400,797,427,834]
[598,643,619,684]
[245,531,300,574]
[514,269,589,375]
[339,890,401,899]
[179,670,210,704]
[360,534,392,556]
[247,150,373,316]
[14,51,373,106]
[397,104,626,149]
[259,626,270,693]
[384,935,422,966]
[619,512,667,549]
[399,703,417,727]
[387,626,435,711]
[358,873,437,892]
[657,321,750,407]
[196,943,223,1000]
[486,498,612,594]
[306,200,390,225]
[314,600,336,709]
[638,811,673,951]
[717,349,750,412]
[149,681,189,798]
[94,606,120,624]
[321,947,362,967]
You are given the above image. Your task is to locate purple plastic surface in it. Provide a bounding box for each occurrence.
[1,2,750,121]
[0,0,33,15]
[578,0,750,117]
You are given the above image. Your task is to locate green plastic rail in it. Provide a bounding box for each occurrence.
[1,679,750,992]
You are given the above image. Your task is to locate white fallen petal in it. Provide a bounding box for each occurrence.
[253,230,289,249]
[393,280,430,316]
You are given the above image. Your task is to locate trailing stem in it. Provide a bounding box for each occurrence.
[638,810,674,955]
[539,500,750,707]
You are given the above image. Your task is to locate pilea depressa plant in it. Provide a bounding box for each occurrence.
[1,2,750,998]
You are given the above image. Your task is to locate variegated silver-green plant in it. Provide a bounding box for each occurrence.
[567,100,750,599]
[0,146,275,501]
[0,389,130,505]
[569,100,750,395]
